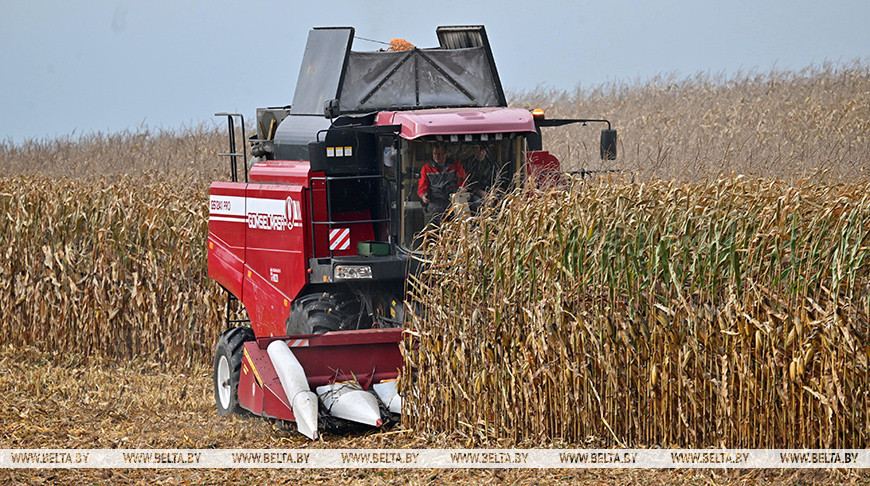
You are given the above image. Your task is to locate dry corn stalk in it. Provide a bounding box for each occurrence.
[403,176,870,448]
[0,176,225,367]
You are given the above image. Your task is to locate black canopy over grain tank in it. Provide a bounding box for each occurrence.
[256,26,507,161]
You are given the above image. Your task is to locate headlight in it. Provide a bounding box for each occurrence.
[334,265,373,280]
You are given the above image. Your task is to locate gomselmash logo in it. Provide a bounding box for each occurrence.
[246,196,302,231]
[208,195,302,231]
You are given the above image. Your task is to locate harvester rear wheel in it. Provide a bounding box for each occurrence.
[286,292,359,335]
[213,326,254,416]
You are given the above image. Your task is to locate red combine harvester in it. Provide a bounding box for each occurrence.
[208,26,616,438]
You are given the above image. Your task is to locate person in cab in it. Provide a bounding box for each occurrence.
[417,143,467,225]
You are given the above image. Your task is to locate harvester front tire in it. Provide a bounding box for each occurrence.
[213,326,254,417]
[286,292,358,335]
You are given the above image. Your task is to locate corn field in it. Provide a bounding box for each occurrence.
[513,63,870,181]
[0,176,223,366]
[1,64,868,447]
[403,176,870,447]
[0,127,226,365]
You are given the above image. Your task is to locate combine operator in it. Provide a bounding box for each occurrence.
[417,143,467,226]
[463,143,510,211]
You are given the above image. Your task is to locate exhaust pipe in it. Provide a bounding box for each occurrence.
[316,383,383,427]
[266,341,319,440]
[372,380,402,414]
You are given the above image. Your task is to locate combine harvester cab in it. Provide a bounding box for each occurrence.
[207,26,616,439]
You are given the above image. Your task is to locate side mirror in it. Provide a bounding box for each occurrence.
[324,99,340,119]
[600,129,617,160]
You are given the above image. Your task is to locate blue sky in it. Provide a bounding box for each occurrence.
[1,1,867,143]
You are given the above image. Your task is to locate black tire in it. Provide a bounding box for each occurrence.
[213,326,255,417]
[286,291,360,335]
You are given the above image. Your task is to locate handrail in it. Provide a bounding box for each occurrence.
[307,174,393,258]
[214,113,248,183]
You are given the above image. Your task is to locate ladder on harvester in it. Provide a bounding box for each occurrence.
[215,113,248,183]
[215,113,251,329]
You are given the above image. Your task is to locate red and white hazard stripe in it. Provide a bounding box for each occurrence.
[329,228,350,250]
[287,338,309,347]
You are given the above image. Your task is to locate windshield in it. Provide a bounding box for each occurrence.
[393,136,525,250]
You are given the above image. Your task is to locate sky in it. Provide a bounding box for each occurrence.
[0,0,868,143]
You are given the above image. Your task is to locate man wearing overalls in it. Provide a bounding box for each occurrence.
[417,143,467,226]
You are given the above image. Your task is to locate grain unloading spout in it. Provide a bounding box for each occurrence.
[266,341,319,440]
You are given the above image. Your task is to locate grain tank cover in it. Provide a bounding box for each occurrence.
[290,27,356,116]
[290,25,507,116]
